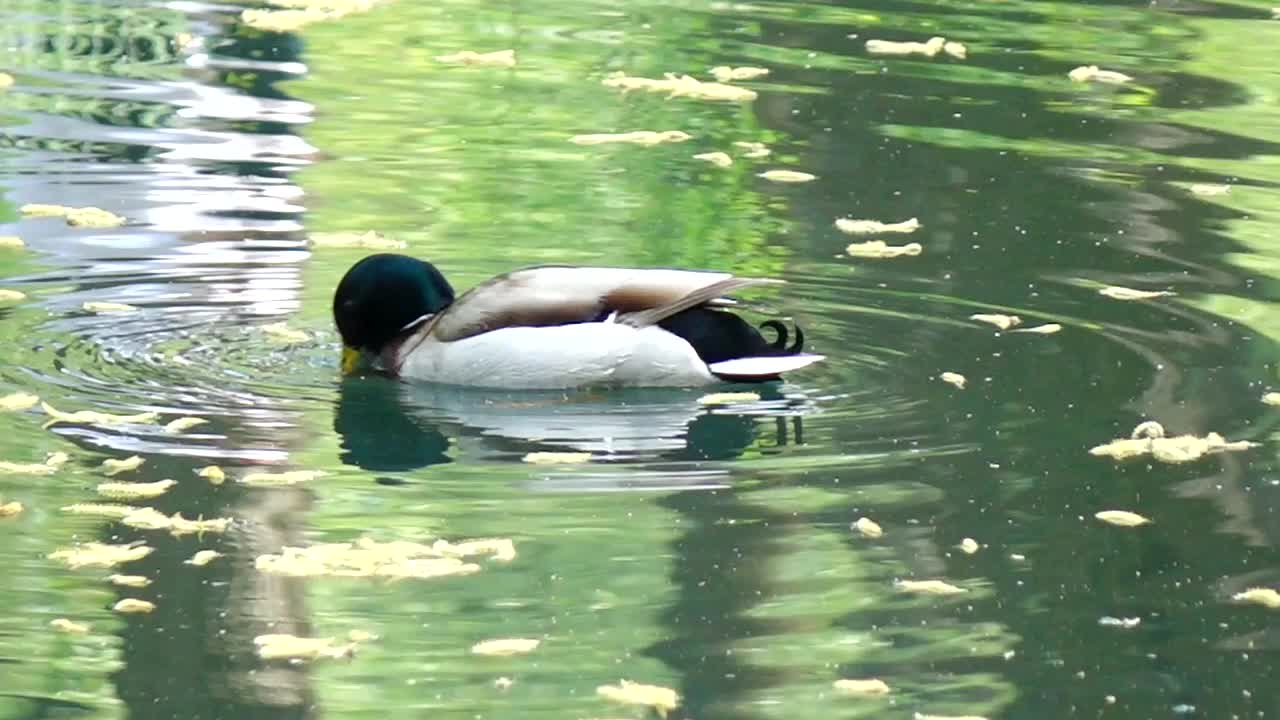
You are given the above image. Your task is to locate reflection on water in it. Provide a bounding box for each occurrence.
[2,0,1280,719]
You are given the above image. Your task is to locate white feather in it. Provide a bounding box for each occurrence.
[397,323,716,389]
[707,354,826,378]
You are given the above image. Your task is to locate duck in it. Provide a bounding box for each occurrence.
[333,253,824,389]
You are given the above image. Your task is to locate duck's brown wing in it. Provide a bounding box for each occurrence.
[428,265,781,342]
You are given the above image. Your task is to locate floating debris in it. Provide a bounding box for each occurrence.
[697,392,760,405]
[758,169,816,183]
[120,508,232,536]
[1012,323,1062,335]
[1068,65,1133,84]
[256,536,513,579]
[602,71,757,102]
[471,638,541,656]
[82,301,137,313]
[494,676,514,690]
[0,236,24,249]
[1095,510,1151,527]
[42,401,158,426]
[569,131,692,146]
[939,372,966,389]
[0,392,39,411]
[0,451,69,475]
[198,465,226,484]
[308,231,406,250]
[164,417,207,433]
[108,574,152,588]
[49,542,153,569]
[100,455,144,476]
[1263,393,1280,406]
[693,151,733,168]
[834,678,891,695]
[97,479,176,501]
[522,451,592,464]
[1189,183,1231,196]
[1098,616,1141,629]
[186,550,222,566]
[1098,286,1175,301]
[1232,587,1280,609]
[62,503,139,519]
[709,66,769,82]
[21,204,125,228]
[261,322,310,343]
[866,36,966,59]
[970,314,1022,330]
[835,217,921,235]
[733,141,771,158]
[0,289,26,302]
[113,598,155,614]
[959,538,980,555]
[853,517,883,539]
[1089,421,1257,463]
[50,618,90,634]
[897,579,967,595]
[0,501,22,517]
[846,240,923,258]
[239,469,326,486]
[435,49,516,67]
[255,633,356,661]
[597,680,680,718]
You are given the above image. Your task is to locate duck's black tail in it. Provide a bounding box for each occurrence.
[658,308,824,382]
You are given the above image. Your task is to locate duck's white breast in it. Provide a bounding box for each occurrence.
[396,323,716,389]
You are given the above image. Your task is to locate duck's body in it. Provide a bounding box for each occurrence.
[334,254,824,389]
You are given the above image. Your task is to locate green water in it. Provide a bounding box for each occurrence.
[1,0,1279,718]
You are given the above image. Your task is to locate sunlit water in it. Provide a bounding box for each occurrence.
[2,1,1279,718]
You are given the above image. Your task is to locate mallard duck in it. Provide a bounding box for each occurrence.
[333,253,824,389]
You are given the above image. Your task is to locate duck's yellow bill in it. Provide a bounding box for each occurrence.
[341,346,362,374]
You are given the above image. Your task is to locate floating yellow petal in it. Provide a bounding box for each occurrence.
[732,141,771,158]
[522,451,592,464]
[897,579,967,595]
[597,680,680,717]
[0,451,68,475]
[21,204,125,227]
[239,469,326,486]
[113,598,155,614]
[197,465,226,484]
[241,7,328,32]
[836,217,921,235]
[42,401,158,426]
[164,417,207,433]
[108,574,152,588]
[0,289,25,302]
[602,72,757,102]
[100,455,144,476]
[853,517,883,538]
[1068,65,1132,84]
[1265,392,1280,406]
[759,170,817,183]
[255,633,355,660]
[698,392,761,405]
[186,550,222,566]
[1095,510,1151,527]
[308,231,406,250]
[834,678,891,695]
[435,49,516,67]
[970,314,1021,330]
[847,240,922,258]
[96,479,176,500]
[570,131,692,146]
[1012,323,1062,334]
[255,536,510,579]
[940,372,966,389]
[82,301,137,313]
[1089,421,1257,463]
[693,151,733,168]
[1098,286,1175,300]
[0,501,22,517]
[0,392,39,411]
[959,538,980,554]
[709,66,769,82]
[1233,587,1280,609]
[0,236,23,249]
[62,503,139,519]
[1189,183,1230,196]
[867,36,966,59]
[49,542,153,569]
[50,618,90,634]
[471,638,541,656]
[261,322,310,343]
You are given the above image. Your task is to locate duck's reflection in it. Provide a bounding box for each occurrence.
[334,375,815,472]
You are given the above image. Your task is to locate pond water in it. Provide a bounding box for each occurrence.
[1,0,1279,718]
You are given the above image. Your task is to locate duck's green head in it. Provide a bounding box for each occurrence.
[333,253,455,373]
